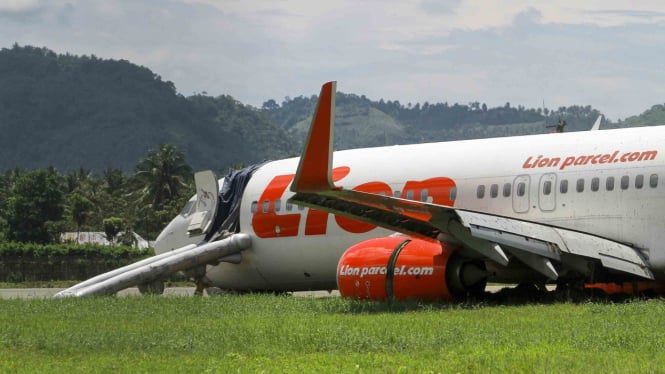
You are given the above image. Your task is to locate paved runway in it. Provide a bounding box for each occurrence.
[0,287,341,299]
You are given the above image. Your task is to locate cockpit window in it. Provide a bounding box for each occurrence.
[179,200,196,217]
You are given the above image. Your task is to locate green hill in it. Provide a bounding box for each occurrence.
[287,94,419,150]
[0,45,294,173]
[1,44,663,174]
[616,104,665,128]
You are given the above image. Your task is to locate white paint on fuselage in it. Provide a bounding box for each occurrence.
[155,125,665,290]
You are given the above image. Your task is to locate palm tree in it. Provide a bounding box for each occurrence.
[68,191,94,241]
[134,144,193,208]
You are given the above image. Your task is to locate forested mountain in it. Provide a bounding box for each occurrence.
[262,93,609,150]
[0,45,294,173]
[1,44,664,174]
[615,104,665,129]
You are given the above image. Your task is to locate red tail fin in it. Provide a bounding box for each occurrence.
[291,81,336,192]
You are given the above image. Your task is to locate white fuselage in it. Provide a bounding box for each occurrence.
[155,125,665,290]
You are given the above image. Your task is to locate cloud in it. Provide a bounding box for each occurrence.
[0,0,45,22]
[512,7,543,27]
[1,0,665,119]
[0,0,42,12]
[581,8,665,25]
[420,0,461,15]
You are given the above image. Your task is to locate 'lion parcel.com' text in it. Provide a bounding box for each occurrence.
[523,150,657,171]
[338,264,435,278]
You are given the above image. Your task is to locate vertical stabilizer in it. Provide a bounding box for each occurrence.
[290,81,336,192]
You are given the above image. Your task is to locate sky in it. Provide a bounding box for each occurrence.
[1,1,665,121]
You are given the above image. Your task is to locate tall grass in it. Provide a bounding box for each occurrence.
[2,295,665,372]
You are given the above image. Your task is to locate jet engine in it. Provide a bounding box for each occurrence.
[336,236,488,301]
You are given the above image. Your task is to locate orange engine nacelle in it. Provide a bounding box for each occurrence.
[336,236,453,301]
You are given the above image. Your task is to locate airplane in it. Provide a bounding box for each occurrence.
[57,81,665,300]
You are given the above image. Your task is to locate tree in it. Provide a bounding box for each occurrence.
[68,191,95,237]
[0,169,20,239]
[6,168,64,243]
[134,144,193,208]
[132,144,193,239]
[261,99,279,111]
[64,168,91,194]
[103,217,124,244]
[103,167,125,195]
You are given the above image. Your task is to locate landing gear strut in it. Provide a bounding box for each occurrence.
[138,279,165,295]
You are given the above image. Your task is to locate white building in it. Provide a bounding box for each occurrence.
[61,232,151,250]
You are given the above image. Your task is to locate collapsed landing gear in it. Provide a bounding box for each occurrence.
[194,281,208,296]
[138,279,165,295]
[555,279,587,301]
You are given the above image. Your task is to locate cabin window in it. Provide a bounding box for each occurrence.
[606,177,615,191]
[298,204,305,211]
[650,174,659,188]
[286,202,293,211]
[576,178,584,193]
[559,179,568,194]
[406,190,414,200]
[517,182,526,197]
[262,200,270,213]
[490,184,499,198]
[449,187,457,201]
[477,185,485,199]
[591,177,599,192]
[503,183,511,197]
[621,175,629,190]
[635,174,644,189]
[543,181,552,196]
[274,199,281,212]
[251,201,258,213]
[420,189,429,202]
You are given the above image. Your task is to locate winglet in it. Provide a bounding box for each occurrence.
[291,81,337,192]
[590,115,602,131]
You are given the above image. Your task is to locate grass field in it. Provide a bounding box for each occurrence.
[2,294,665,373]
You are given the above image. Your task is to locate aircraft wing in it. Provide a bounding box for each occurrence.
[289,82,653,281]
[291,187,652,280]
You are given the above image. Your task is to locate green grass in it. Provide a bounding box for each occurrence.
[2,295,665,373]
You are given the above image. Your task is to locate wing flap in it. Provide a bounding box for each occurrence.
[458,210,653,279]
[555,229,652,278]
[468,223,560,260]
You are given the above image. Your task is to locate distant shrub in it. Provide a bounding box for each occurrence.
[0,242,154,282]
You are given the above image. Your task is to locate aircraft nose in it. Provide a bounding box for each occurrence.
[153,215,189,254]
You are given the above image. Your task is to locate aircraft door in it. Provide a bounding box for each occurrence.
[187,170,219,236]
[538,173,557,212]
[512,175,530,213]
